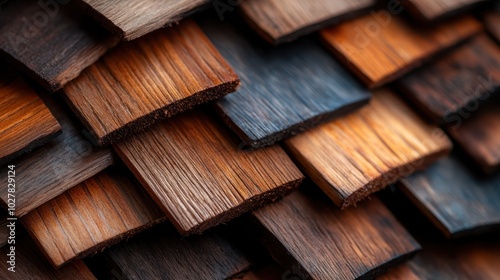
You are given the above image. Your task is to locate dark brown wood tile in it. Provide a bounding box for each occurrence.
[251,189,421,279]
[320,15,482,88]
[398,34,500,123]
[401,0,491,21]
[104,224,252,279]
[64,19,239,146]
[114,110,304,235]
[0,0,119,91]
[240,0,375,44]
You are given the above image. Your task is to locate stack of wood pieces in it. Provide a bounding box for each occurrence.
[0,0,499,278]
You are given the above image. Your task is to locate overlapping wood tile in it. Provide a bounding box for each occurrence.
[484,6,500,42]
[104,224,252,279]
[284,90,452,209]
[0,94,113,217]
[320,15,482,88]
[398,34,500,123]
[379,237,500,279]
[447,99,500,174]
[401,0,490,21]
[400,155,500,238]
[0,73,61,165]
[78,0,210,40]
[114,110,304,235]
[0,236,95,279]
[240,0,376,44]
[251,189,421,279]
[200,17,371,148]
[22,168,165,267]
[64,19,239,146]
[0,0,119,91]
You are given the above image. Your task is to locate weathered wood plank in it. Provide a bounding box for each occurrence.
[0,93,113,217]
[240,0,375,44]
[251,189,421,279]
[64,19,239,146]
[22,168,165,267]
[398,34,500,123]
[401,0,491,21]
[284,90,452,209]
[200,16,371,148]
[320,15,482,88]
[0,0,119,91]
[104,224,252,279]
[0,72,61,165]
[114,110,304,235]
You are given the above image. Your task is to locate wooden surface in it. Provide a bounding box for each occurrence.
[0,236,95,279]
[0,74,61,165]
[0,214,8,248]
[320,15,482,88]
[398,34,500,123]
[285,90,452,209]
[22,168,165,267]
[447,99,500,174]
[64,19,239,146]
[400,154,500,238]
[114,110,304,235]
[79,0,210,40]
[401,0,490,21]
[240,0,375,44]
[379,237,500,279]
[0,93,114,217]
[105,224,251,279]
[251,189,421,279]
[484,7,500,43]
[0,0,119,91]
[200,17,371,148]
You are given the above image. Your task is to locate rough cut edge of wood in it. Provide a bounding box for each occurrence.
[398,181,500,239]
[240,4,375,45]
[0,129,62,166]
[76,1,212,40]
[248,212,421,279]
[65,80,240,146]
[341,146,452,209]
[402,0,491,22]
[22,216,168,268]
[319,23,483,89]
[215,95,370,148]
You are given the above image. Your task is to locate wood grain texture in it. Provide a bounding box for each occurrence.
[105,224,251,279]
[0,215,8,248]
[200,17,371,148]
[285,90,453,209]
[240,0,375,44]
[79,0,210,40]
[22,168,165,267]
[400,155,500,238]
[0,74,61,165]
[401,0,490,21]
[447,99,500,174]
[0,93,114,217]
[379,239,500,280]
[251,190,421,280]
[483,6,500,43]
[0,236,95,279]
[114,110,304,235]
[398,34,500,123]
[320,15,483,88]
[0,0,119,91]
[64,19,239,146]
